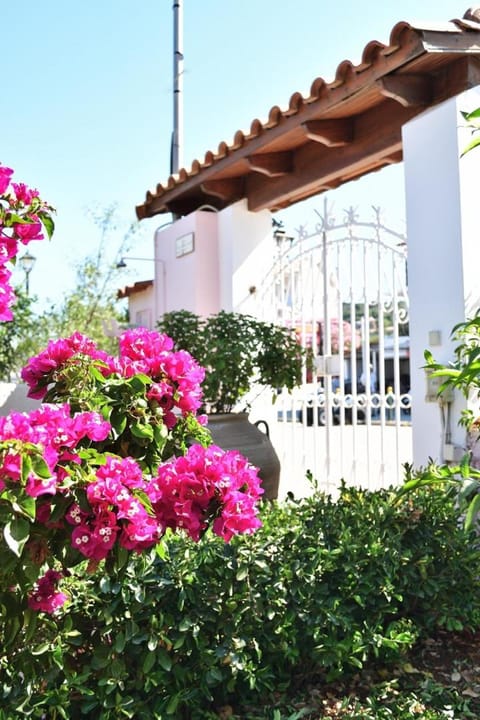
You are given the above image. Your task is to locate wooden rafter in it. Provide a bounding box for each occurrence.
[302,118,354,146]
[376,74,432,107]
[200,178,244,201]
[247,151,293,177]
[245,101,418,212]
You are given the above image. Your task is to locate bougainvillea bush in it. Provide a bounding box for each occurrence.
[0,163,54,320]
[1,328,263,632]
[0,165,264,672]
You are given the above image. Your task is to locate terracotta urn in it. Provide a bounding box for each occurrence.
[207,413,280,500]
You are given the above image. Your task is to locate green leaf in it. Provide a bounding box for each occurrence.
[89,364,108,383]
[142,650,156,674]
[13,493,36,520]
[465,493,480,531]
[166,694,180,715]
[131,422,154,441]
[156,537,169,561]
[236,567,249,581]
[3,517,30,557]
[459,453,472,479]
[4,616,22,646]
[128,374,151,392]
[23,608,38,644]
[21,454,33,485]
[110,409,127,436]
[38,211,55,239]
[157,646,172,671]
[31,454,53,480]
[461,134,480,157]
[462,107,480,122]
[115,632,126,653]
[31,642,51,655]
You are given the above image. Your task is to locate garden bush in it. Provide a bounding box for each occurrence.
[2,481,480,719]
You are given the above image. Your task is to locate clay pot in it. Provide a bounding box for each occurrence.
[207,413,280,500]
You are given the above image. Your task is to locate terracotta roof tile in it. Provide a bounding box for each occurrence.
[136,13,480,220]
[117,279,153,299]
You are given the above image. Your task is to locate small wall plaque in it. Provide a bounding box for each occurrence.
[175,232,195,258]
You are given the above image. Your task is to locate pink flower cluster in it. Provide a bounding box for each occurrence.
[21,327,205,427]
[28,569,67,614]
[65,445,262,564]
[21,331,112,399]
[0,404,110,496]
[153,444,263,542]
[0,407,262,613]
[0,163,54,320]
[66,455,163,561]
[119,328,205,424]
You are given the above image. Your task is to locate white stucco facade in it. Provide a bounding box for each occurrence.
[127,284,155,329]
[216,200,272,313]
[403,86,480,466]
[153,200,272,318]
[154,210,220,317]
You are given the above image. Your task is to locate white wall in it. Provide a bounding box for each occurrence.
[154,210,220,317]
[217,199,272,313]
[403,87,480,465]
[128,286,155,329]
[153,202,272,317]
[0,383,40,415]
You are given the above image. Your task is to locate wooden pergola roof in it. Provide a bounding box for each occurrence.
[136,10,480,220]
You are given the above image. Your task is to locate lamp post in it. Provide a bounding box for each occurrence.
[19,251,36,295]
[116,256,166,320]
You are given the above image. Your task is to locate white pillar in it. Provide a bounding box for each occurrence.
[403,86,480,466]
[217,200,272,313]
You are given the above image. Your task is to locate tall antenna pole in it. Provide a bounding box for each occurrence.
[171,0,184,175]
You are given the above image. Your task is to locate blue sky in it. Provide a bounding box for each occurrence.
[2,0,465,306]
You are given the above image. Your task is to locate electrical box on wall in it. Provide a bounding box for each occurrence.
[315,355,341,377]
[425,373,454,403]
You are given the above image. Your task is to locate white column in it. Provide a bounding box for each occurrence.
[403,86,480,466]
[217,200,272,313]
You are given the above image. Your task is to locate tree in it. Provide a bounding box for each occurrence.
[37,205,142,353]
[0,205,145,375]
[0,288,50,380]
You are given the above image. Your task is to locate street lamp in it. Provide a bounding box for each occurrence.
[19,251,36,295]
[116,256,155,268]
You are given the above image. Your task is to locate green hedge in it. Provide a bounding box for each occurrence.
[2,483,480,719]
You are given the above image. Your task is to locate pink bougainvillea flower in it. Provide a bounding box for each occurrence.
[71,509,119,561]
[13,218,44,243]
[0,237,18,265]
[28,569,67,614]
[21,332,114,398]
[152,444,263,542]
[0,163,54,323]
[0,165,13,195]
[11,182,39,206]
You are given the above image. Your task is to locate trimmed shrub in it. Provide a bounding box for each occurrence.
[2,482,480,719]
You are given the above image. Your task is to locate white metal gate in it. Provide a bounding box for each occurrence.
[251,202,412,497]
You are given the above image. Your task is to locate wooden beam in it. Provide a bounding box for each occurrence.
[246,101,419,212]
[376,74,432,107]
[200,177,244,201]
[302,118,354,146]
[247,151,293,177]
